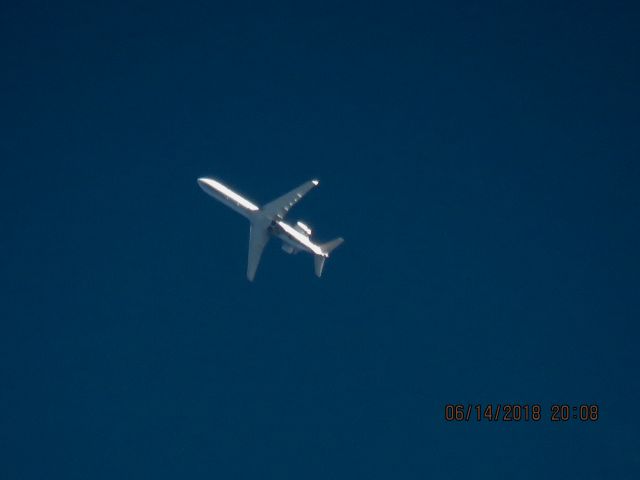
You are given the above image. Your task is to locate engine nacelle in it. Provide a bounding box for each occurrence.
[294,221,312,236]
[282,244,296,254]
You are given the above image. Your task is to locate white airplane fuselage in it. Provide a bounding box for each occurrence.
[270,220,327,257]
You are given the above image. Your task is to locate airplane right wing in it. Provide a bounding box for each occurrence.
[262,179,319,220]
[247,224,270,281]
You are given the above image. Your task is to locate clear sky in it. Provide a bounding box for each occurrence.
[1,1,639,478]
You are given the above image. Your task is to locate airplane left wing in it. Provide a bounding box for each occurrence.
[262,179,319,220]
[247,224,270,281]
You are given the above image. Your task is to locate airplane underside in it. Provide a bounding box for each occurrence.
[198,177,343,281]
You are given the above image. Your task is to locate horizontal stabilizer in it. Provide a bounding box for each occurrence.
[314,237,344,277]
[314,255,326,277]
[320,237,344,255]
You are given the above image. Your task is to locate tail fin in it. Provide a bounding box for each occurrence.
[314,237,344,277]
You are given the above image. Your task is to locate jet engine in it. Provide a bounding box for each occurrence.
[282,244,297,254]
[294,221,312,236]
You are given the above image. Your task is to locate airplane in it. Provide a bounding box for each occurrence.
[197,177,343,281]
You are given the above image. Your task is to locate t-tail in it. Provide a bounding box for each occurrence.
[314,237,344,277]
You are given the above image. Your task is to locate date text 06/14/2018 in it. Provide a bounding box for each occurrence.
[444,404,599,422]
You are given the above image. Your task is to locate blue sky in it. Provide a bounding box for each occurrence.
[1,1,639,478]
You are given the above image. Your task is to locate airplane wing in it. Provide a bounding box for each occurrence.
[247,224,270,281]
[262,179,319,220]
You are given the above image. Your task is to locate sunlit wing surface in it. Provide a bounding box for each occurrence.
[247,224,270,281]
[262,179,319,220]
